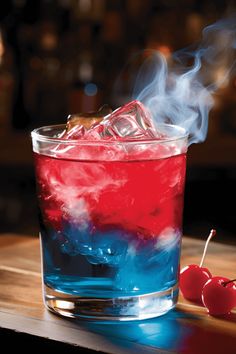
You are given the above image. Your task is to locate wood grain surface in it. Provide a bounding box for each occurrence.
[0,234,235,354]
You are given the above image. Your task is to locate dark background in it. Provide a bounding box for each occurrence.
[0,0,235,242]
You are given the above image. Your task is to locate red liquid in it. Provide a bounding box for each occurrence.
[34,152,186,239]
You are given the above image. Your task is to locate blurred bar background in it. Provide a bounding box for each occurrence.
[0,0,235,241]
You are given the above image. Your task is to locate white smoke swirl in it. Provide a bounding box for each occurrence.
[134,16,236,145]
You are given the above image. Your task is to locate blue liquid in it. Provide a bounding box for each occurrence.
[41,222,181,299]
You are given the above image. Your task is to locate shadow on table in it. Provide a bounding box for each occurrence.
[77,310,194,352]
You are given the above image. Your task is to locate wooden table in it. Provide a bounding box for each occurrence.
[0,234,235,354]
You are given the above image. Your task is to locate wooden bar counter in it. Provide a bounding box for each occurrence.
[0,234,235,353]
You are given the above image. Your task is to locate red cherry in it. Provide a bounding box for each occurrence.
[202,277,236,315]
[180,229,216,303]
[180,264,211,302]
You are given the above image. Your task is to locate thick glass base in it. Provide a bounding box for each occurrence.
[44,284,179,321]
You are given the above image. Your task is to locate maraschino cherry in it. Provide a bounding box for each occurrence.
[179,229,216,302]
[202,277,236,315]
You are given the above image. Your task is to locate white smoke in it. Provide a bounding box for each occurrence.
[134,16,236,145]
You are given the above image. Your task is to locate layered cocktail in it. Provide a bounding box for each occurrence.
[31,100,187,320]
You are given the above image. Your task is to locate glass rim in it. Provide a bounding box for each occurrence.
[31,123,188,146]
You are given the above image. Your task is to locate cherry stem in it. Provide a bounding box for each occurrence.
[222,278,236,287]
[199,229,216,268]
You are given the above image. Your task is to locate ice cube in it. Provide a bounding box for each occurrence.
[60,100,162,142]
[66,104,112,131]
[62,125,86,139]
[54,100,169,160]
[58,104,112,140]
[106,114,151,139]
[87,100,158,141]
[110,100,156,131]
[60,223,130,267]
[85,237,128,267]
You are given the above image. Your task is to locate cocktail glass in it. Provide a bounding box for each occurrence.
[31,123,187,320]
